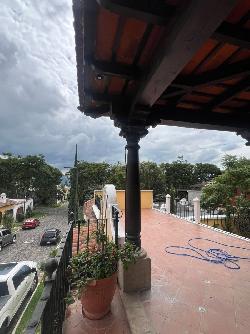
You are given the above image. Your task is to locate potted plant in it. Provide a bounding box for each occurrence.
[68,225,139,320]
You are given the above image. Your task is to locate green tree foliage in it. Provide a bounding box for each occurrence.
[71,161,111,205]
[0,153,62,205]
[140,162,165,199]
[71,156,220,204]
[108,163,126,189]
[201,155,250,236]
[201,155,250,209]
[2,214,14,230]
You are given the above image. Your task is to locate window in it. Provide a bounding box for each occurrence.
[21,265,32,278]
[12,269,24,289]
[12,265,32,289]
[0,281,9,297]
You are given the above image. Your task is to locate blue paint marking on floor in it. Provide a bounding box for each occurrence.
[165,237,250,270]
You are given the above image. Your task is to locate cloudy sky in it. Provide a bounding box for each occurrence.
[0,0,249,170]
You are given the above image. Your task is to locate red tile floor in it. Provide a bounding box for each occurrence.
[64,209,250,334]
[63,288,130,334]
[138,210,250,334]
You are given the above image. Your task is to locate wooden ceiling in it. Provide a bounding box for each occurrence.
[73,0,250,143]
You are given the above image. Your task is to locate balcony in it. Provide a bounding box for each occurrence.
[25,187,250,334]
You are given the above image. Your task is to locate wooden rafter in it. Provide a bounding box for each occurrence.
[174,59,250,89]
[145,106,250,130]
[205,76,250,110]
[131,0,238,109]
[87,59,141,80]
[213,22,250,49]
[96,0,175,25]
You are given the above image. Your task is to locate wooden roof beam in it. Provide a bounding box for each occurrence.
[86,59,141,80]
[213,22,250,49]
[144,106,250,131]
[132,0,238,110]
[97,0,175,25]
[171,59,250,89]
[206,76,250,110]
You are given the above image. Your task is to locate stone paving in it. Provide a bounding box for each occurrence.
[0,204,69,266]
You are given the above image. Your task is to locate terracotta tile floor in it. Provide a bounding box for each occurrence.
[63,288,130,334]
[136,210,250,334]
[64,209,250,334]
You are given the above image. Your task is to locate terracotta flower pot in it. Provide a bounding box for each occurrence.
[80,272,117,320]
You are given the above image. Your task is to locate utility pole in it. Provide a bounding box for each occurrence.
[74,144,79,225]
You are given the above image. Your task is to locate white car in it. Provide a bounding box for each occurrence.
[0,261,38,333]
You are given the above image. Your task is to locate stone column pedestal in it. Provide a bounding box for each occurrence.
[165,194,171,214]
[118,248,151,292]
[193,197,201,224]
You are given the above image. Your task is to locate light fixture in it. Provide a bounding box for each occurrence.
[96,73,104,80]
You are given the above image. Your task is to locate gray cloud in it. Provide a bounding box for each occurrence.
[0,0,249,170]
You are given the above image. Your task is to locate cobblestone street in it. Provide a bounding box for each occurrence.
[0,204,69,266]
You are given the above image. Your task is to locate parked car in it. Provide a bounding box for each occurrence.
[0,261,38,333]
[40,229,61,246]
[22,218,40,230]
[0,229,16,252]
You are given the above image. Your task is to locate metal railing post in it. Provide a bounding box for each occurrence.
[115,210,119,246]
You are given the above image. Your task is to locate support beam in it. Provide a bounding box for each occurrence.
[97,0,175,26]
[206,76,250,110]
[120,126,148,248]
[131,0,238,109]
[213,22,250,49]
[174,59,250,89]
[86,59,141,80]
[144,106,250,130]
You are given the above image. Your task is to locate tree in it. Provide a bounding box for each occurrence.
[0,153,62,205]
[75,161,111,205]
[193,163,221,183]
[140,162,165,199]
[108,163,126,189]
[201,155,250,236]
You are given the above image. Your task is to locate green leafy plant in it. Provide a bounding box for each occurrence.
[65,291,75,306]
[2,214,14,230]
[25,206,33,218]
[67,227,140,296]
[49,248,58,257]
[16,212,25,222]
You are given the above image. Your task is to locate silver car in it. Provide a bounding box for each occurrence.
[0,261,38,333]
[0,229,16,252]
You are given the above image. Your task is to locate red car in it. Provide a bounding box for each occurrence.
[22,219,40,229]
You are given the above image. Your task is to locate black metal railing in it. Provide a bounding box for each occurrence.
[200,207,238,231]
[25,222,73,334]
[111,205,119,246]
[200,207,223,227]
[152,201,165,210]
[174,202,195,220]
[74,218,109,252]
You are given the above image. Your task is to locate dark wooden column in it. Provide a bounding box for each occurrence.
[120,126,148,248]
[125,133,141,247]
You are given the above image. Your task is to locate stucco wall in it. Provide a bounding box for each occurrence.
[116,190,153,210]
[93,189,153,210]
[0,205,15,223]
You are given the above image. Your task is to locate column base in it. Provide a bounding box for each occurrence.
[118,248,151,292]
